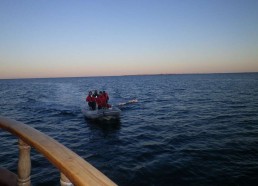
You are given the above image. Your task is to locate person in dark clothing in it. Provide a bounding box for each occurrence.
[93,90,99,98]
[86,91,96,110]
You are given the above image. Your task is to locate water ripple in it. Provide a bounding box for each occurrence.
[1,74,258,185]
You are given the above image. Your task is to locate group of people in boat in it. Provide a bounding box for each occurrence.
[86,90,110,110]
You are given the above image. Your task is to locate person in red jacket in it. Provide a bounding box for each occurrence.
[86,91,96,110]
[96,91,109,109]
[96,91,103,109]
[102,91,111,108]
[102,91,109,103]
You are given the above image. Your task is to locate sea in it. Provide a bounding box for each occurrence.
[0,73,258,186]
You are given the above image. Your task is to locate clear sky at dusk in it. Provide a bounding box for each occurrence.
[0,0,258,79]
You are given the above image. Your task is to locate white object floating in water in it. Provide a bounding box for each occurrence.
[118,99,138,106]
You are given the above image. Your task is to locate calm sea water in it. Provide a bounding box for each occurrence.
[0,73,258,186]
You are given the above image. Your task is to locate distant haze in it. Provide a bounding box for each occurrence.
[0,0,258,79]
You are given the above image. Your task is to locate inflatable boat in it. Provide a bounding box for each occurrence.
[82,107,121,120]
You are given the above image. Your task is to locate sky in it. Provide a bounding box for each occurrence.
[0,0,258,79]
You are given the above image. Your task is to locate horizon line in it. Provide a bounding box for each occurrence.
[1,71,258,80]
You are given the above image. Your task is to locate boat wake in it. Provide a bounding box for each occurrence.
[118,99,138,106]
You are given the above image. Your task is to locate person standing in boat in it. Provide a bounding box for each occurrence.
[103,91,109,103]
[96,91,109,109]
[86,91,96,110]
[102,91,111,108]
[96,91,103,109]
[93,90,99,98]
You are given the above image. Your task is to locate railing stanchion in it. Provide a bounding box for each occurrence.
[0,117,117,186]
[60,172,73,186]
[18,138,31,186]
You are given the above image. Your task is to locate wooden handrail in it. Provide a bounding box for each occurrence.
[0,116,117,186]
